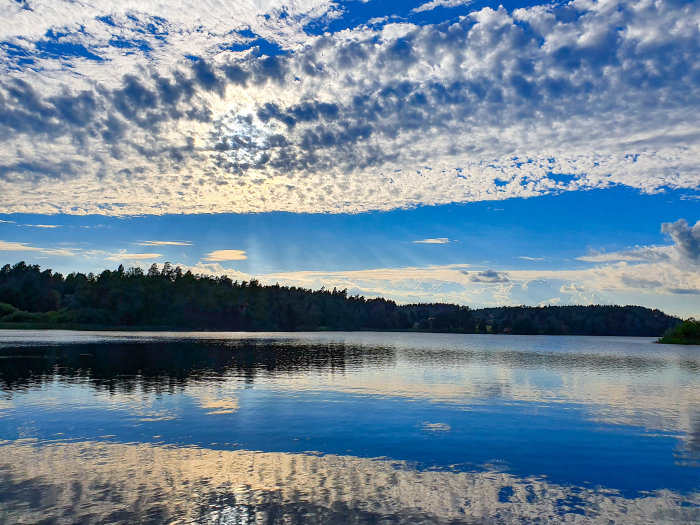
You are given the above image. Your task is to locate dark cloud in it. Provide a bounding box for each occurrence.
[661,219,700,262]
[222,64,250,85]
[463,269,509,283]
[0,159,85,183]
[251,55,287,85]
[154,71,195,108]
[191,58,225,95]
[620,276,663,289]
[112,75,159,120]
[667,288,700,295]
[0,79,87,138]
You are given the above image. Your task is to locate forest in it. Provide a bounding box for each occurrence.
[0,261,681,336]
[657,318,700,344]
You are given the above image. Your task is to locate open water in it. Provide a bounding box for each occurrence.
[0,330,698,524]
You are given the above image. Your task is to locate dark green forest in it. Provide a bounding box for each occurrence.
[0,261,680,336]
[657,318,700,344]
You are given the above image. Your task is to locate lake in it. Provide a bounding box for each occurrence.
[0,330,698,524]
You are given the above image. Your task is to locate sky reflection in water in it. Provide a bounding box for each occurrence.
[0,331,699,524]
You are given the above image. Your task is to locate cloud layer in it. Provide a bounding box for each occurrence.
[0,0,698,215]
[174,219,700,316]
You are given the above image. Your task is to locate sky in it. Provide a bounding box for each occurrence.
[0,0,699,317]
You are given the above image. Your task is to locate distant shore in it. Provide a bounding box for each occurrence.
[0,261,681,337]
[0,322,675,338]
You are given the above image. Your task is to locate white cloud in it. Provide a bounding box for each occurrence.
[21,224,61,228]
[0,242,163,262]
[170,262,251,282]
[137,240,193,246]
[0,0,696,215]
[83,249,109,257]
[413,237,450,244]
[412,0,474,14]
[559,283,595,305]
[0,240,74,257]
[203,249,247,262]
[0,219,16,224]
[104,251,161,261]
[518,256,544,261]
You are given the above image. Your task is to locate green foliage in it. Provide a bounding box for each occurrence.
[1,310,49,323]
[657,318,700,345]
[45,308,76,324]
[0,261,681,336]
[0,302,18,316]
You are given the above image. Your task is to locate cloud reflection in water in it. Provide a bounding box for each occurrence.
[0,331,699,522]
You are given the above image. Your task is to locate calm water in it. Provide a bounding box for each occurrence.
[0,331,698,524]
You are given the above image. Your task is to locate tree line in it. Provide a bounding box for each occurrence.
[657,318,700,344]
[0,261,680,336]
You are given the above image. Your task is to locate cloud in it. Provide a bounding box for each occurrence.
[0,0,697,215]
[0,242,165,263]
[661,219,700,263]
[559,283,595,305]
[559,283,585,294]
[173,262,251,282]
[83,249,109,257]
[0,240,73,257]
[577,246,671,263]
[137,240,193,246]
[412,1,474,14]
[105,251,161,261]
[668,288,700,295]
[518,256,544,261]
[198,397,240,415]
[463,269,509,283]
[413,238,450,244]
[0,220,16,224]
[576,218,700,266]
[203,249,247,262]
[3,438,698,525]
[22,224,61,228]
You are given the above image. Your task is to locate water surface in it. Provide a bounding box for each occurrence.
[0,330,698,523]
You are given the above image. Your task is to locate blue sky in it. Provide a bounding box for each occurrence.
[0,0,699,316]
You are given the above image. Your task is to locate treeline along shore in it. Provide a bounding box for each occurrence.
[0,261,681,336]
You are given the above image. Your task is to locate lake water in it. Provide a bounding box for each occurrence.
[0,330,698,524]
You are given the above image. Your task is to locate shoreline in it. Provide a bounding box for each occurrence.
[0,323,670,338]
